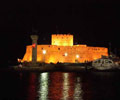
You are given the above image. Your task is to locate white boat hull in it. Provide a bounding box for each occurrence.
[92,58,117,70]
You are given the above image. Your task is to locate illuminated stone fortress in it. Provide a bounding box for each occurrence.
[22,34,108,63]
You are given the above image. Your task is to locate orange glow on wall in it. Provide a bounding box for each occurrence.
[22,34,108,63]
[52,34,73,46]
[48,56,56,63]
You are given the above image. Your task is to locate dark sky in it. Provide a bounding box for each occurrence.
[1,0,120,63]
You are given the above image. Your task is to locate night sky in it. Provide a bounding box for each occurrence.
[1,0,120,66]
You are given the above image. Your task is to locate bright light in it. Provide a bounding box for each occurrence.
[63,73,69,99]
[73,77,83,100]
[76,54,79,58]
[17,58,21,62]
[64,52,68,56]
[38,72,49,100]
[43,50,46,54]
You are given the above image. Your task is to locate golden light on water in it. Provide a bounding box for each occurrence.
[62,73,69,100]
[73,77,83,100]
[38,72,49,100]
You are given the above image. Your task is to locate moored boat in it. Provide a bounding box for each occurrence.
[92,57,119,70]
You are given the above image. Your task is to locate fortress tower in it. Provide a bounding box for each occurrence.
[52,34,73,46]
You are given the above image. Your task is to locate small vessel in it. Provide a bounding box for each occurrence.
[92,57,119,70]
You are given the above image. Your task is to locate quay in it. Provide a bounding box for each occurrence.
[12,64,120,72]
[13,64,92,72]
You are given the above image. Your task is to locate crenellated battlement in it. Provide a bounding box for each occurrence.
[51,34,73,46]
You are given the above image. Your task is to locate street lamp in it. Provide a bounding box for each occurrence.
[42,50,46,63]
[75,54,79,63]
[43,50,46,55]
[76,54,79,59]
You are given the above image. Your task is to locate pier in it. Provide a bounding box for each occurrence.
[13,63,93,72]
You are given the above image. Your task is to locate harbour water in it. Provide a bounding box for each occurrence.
[0,69,120,100]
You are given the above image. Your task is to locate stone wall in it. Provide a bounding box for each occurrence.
[51,34,73,46]
[22,45,108,63]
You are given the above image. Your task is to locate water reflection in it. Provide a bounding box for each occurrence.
[62,73,69,100]
[49,72,76,100]
[37,72,49,100]
[26,72,84,100]
[73,77,83,100]
[1,70,120,100]
[49,72,63,100]
[27,73,37,100]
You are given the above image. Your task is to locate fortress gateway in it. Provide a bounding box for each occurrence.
[22,34,108,63]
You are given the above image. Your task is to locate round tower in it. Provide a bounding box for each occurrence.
[31,35,38,63]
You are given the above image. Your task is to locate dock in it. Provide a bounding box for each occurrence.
[12,64,92,72]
